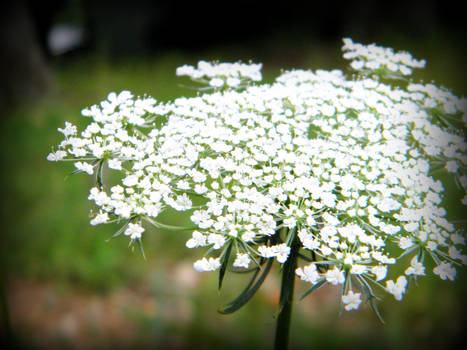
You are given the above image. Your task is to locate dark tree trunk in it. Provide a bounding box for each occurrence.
[0,0,52,113]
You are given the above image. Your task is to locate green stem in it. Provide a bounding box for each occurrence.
[274,232,299,350]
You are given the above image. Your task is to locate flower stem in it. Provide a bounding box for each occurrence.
[274,232,299,350]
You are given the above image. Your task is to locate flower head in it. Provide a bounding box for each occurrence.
[49,38,466,314]
[342,291,362,311]
[386,276,407,301]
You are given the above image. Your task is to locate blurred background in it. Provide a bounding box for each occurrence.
[0,0,466,349]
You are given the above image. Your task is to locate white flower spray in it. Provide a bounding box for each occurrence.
[49,38,466,349]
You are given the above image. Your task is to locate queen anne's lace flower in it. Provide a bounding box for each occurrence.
[74,161,94,175]
[90,212,109,226]
[176,60,262,89]
[296,264,321,284]
[193,257,221,272]
[48,39,466,314]
[386,276,408,301]
[342,37,426,77]
[342,291,362,311]
[405,256,425,276]
[233,253,251,268]
[124,223,144,240]
[433,262,457,281]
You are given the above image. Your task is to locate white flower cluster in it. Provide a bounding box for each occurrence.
[176,60,262,88]
[48,39,467,312]
[342,38,426,77]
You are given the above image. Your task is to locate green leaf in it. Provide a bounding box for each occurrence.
[137,237,146,260]
[342,270,351,296]
[218,240,233,290]
[299,277,326,301]
[144,217,197,231]
[313,260,338,266]
[284,227,296,246]
[107,221,130,241]
[368,297,385,324]
[396,245,419,260]
[219,258,273,314]
[69,169,84,176]
[355,276,385,324]
[96,159,105,189]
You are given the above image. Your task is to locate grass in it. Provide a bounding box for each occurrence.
[1,36,466,349]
